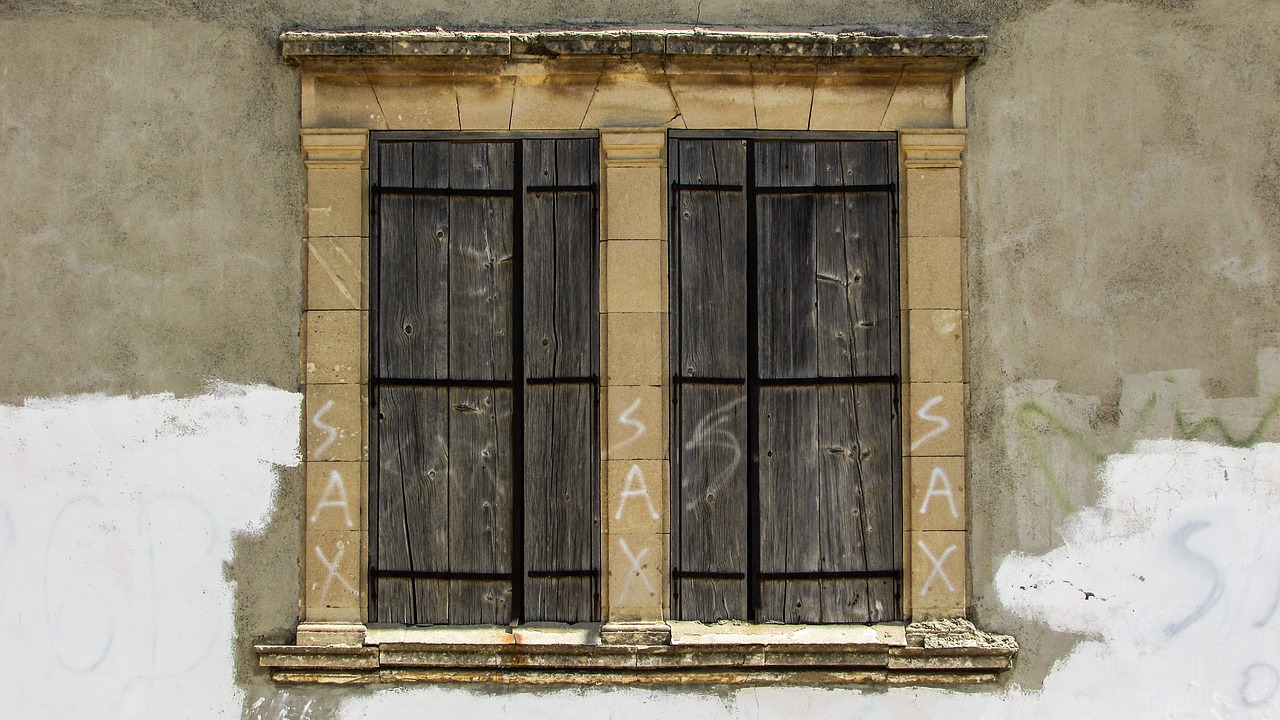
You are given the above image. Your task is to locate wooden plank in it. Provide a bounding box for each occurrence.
[759,387,819,623]
[756,142,817,379]
[449,142,514,381]
[522,139,596,379]
[523,384,597,622]
[448,386,513,624]
[854,383,900,619]
[676,139,747,378]
[377,141,451,380]
[678,384,748,620]
[376,578,415,625]
[375,386,451,623]
[815,384,870,622]
[678,579,746,621]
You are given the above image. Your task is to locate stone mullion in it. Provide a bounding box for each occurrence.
[900,129,969,621]
[298,129,369,647]
[598,129,671,644]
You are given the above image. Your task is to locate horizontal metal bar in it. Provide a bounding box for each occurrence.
[525,184,596,193]
[675,375,898,387]
[373,570,511,581]
[756,375,899,387]
[373,185,517,198]
[754,183,894,195]
[526,569,598,578]
[672,183,743,192]
[674,376,746,385]
[672,570,746,580]
[759,570,900,581]
[525,376,597,385]
[669,129,898,141]
[374,377,515,389]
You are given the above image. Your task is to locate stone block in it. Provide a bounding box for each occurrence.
[306,383,366,462]
[604,240,666,313]
[604,313,665,385]
[809,74,897,131]
[607,459,666,534]
[909,456,965,532]
[306,236,364,310]
[311,76,387,129]
[456,77,515,130]
[370,80,461,131]
[879,76,953,130]
[752,74,815,130]
[905,382,965,457]
[905,236,964,310]
[907,309,964,382]
[606,532,666,621]
[510,70,600,129]
[910,531,967,619]
[581,67,681,128]
[304,310,364,384]
[603,384,664,461]
[306,530,364,621]
[307,166,365,238]
[307,461,363,532]
[606,167,664,240]
[667,74,756,129]
[906,168,962,238]
[296,622,368,648]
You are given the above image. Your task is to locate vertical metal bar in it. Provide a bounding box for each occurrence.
[367,137,382,622]
[511,140,526,624]
[744,138,761,621]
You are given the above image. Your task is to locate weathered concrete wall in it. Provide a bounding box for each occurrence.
[2,0,1279,716]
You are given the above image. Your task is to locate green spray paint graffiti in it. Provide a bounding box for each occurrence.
[1011,351,1280,514]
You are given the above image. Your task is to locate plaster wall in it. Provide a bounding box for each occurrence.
[1,0,1279,716]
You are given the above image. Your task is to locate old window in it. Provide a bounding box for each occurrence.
[670,132,901,624]
[368,133,601,624]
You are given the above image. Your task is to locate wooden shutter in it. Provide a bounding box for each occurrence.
[672,134,901,624]
[371,135,599,625]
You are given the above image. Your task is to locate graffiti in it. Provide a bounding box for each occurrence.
[314,542,359,603]
[917,540,957,596]
[310,399,338,459]
[616,538,657,602]
[310,469,354,528]
[607,397,646,457]
[1164,521,1224,638]
[1009,348,1280,515]
[614,464,659,521]
[911,395,950,451]
[919,466,959,518]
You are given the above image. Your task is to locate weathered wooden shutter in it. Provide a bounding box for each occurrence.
[370,135,600,625]
[671,134,901,624]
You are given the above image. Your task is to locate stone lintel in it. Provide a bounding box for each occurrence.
[301,129,369,167]
[281,27,986,64]
[900,128,966,168]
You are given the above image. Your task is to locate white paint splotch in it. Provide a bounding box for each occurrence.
[341,441,1280,719]
[0,384,300,719]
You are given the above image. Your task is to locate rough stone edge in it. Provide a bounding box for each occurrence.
[279,27,987,62]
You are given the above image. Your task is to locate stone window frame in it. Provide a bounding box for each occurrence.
[257,28,1017,684]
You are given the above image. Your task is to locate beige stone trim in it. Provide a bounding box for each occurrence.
[284,53,996,664]
[302,128,370,625]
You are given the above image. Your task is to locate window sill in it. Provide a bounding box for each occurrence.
[255,618,1016,685]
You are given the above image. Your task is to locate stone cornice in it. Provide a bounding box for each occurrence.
[280,27,986,63]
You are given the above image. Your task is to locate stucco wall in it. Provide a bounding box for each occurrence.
[2,0,1279,717]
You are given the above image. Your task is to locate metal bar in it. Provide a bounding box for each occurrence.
[671,182,743,192]
[745,138,761,622]
[511,140,526,624]
[760,570,900,581]
[672,570,747,580]
[673,376,747,385]
[525,184,596,193]
[372,570,512,581]
[525,376,597,385]
[367,137,382,621]
[668,129,897,142]
[756,375,899,387]
[754,183,894,195]
[526,569,600,578]
[373,185,517,198]
[374,377,516,389]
